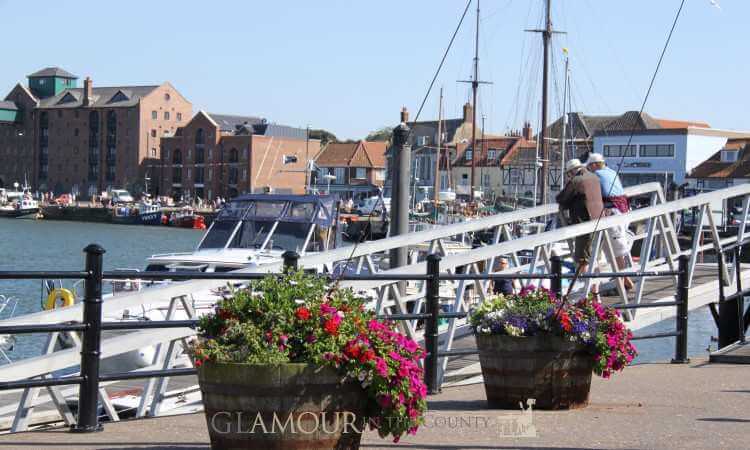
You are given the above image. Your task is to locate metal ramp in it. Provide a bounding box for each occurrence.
[3,182,750,427]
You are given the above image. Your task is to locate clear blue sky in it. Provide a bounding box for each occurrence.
[1,0,745,139]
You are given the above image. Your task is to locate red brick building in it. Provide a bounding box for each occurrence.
[159,111,318,200]
[311,140,387,199]
[0,67,192,196]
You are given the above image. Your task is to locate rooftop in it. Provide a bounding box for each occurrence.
[0,100,18,111]
[37,85,160,109]
[689,138,750,179]
[315,140,387,168]
[26,67,78,79]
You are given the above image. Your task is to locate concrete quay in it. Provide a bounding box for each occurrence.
[0,358,747,450]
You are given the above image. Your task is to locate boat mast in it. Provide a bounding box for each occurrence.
[527,0,563,205]
[433,87,443,220]
[560,48,569,188]
[458,0,490,202]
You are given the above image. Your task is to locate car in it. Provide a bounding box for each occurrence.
[110,189,134,204]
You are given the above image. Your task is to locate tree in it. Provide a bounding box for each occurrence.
[308,129,338,146]
[366,126,393,143]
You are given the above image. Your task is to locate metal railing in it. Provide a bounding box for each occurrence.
[0,245,690,432]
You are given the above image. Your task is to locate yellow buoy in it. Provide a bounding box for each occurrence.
[45,289,75,310]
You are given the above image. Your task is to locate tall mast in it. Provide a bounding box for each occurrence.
[540,0,552,205]
[458,0,491,201]
[526,0,564,205]
[433,87,443,215]
[560,48,569,188]
[471,0,480,198]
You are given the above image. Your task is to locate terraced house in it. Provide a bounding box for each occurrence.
[0,67,192,196]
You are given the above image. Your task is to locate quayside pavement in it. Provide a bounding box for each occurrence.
[0,358,747,450]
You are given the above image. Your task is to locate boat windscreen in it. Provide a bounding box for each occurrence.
[199,220,239,249]
[266,222,310,252]
[230,220,275,249]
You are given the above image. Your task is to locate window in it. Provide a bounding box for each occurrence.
[722,150,739,162]
[164,93,171,101]
[465,150,473,161]
[375,169,386,181]
[510,168,521,185]
[461,173,469,186]
[106,165,115,182]
[241,168,247,181]
[172,167,182,183]
[334,167,346,184]
[151,129,156,138]
[57,110,62,118]
[152,111,157,120]
[487,149,497,160]
[173,148,182,164]
[229,167,239,184]
[195,167,205,183]
[354,167,366,179]
[195,147,205,164]
[195,128,205,145]
[150,148,156,157]
[229,148,239,163]
[602,145,636,157]
[639,144,675,157]
[176,112,182,122]
[74,128,79,137]
[207,168,212,181]
[164,111,170,120]
[482,173,490,187]
[187,168,192,179]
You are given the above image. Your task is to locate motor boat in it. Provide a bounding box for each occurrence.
[0,186,39,218]
[112,202,165,226]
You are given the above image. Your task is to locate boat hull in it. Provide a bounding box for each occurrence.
[0,207,39,218]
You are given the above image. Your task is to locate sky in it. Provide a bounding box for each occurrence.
[1,0,746,140]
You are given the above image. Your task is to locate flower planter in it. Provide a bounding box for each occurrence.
[198,362,367,450]
[476,334,594,410]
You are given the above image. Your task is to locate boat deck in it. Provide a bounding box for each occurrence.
[710,340,750,364]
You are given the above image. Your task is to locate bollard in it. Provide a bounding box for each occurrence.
[282,251,299,271]
[424,253,441,395]
[672,254,690,364]
[550,255,563,301]
[71,244,106,433]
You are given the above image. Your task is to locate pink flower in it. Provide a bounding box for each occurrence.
[375,357,389,377]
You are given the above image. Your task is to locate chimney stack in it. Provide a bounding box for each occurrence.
[400,107,409,123]
[462,102,473,123]
[522,121,532,141]
[83,77,93,107]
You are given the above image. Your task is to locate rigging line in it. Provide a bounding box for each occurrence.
[326,0,473,295]
[506,0,537,129]
[563,0,688,300]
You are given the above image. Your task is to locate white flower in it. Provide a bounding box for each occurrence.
[294,299,305,305]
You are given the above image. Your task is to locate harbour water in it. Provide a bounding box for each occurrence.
[0,219,202,362]
[0,219,720,365]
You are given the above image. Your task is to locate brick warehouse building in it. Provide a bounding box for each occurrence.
[158,110,319,200]
[0,67,192,196]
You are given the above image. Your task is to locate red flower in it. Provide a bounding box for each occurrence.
[359,349,376,363]
[295,306,311,321]
[323,319,340,335]
[195,359,203,368]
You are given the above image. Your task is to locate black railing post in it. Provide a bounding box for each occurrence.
[672,254,690,364]
[734,246,746,344]
[282,251,299,271]
[425,253,441,395]
[550,255,562,300]
[71,244,105,433]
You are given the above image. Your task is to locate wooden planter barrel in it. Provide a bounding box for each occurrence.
[198,362,367,450]
[475,334,594,410]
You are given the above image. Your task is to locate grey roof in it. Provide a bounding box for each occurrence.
[544,111,662,141]
[27,67,78,79]
[37,85,159,109]
[408,118,464,145]
[0,100,18,111]
[253,123,307,139]
[207,113,265,132]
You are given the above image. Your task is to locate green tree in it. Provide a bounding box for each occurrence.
[308,129,338,146]
[365,126,393,143]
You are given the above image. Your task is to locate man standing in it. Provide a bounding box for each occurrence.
[587,152,634,289]
[586,153,628,213]
[556,158,603,299]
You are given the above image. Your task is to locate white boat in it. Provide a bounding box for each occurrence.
[0,186,39,218]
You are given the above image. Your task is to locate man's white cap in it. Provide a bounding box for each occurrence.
[586,153,605,164]
[565,158,583,172]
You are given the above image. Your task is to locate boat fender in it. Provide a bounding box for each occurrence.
[44,288,75,310]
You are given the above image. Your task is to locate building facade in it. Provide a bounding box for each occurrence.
[593,127,748,188]
[312,140,387,198]
[687,138,750,191]
[0,67,192,196]
[159,111,317,200]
